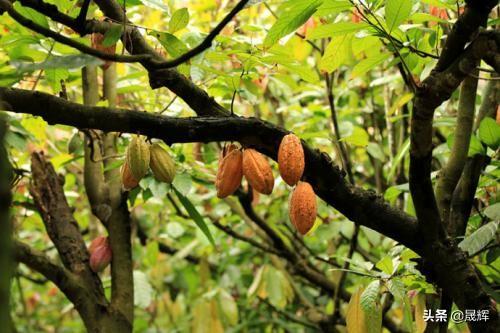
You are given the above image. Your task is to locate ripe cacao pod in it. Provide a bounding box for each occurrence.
[242,149,274,195]
[289,181,317,235]
[149,143,176,183]
[88,236,107,255]
[121,162,139,190]
[90,239,112,273]
[216,145,243,198]
[278,134,304,186]
[126,136,150,181]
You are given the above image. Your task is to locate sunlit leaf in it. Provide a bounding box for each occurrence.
[264,0,322,47]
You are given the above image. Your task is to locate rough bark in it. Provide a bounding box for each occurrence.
[0,114,13,333]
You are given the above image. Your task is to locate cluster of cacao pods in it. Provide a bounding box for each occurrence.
[215,144,274,198]
[88,236,112,273]
[215,134,317,236]
[121,136,176,190]
[278,134,317,236]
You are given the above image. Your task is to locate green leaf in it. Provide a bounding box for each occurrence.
[133,270,153,309]
[478,117,500,150]
[389,92,414,116]
[350,52,390,78]
[386,278,406,301]
[172,172,192,196]
[387,137,410,181]
[264,0,322,47]
[343,126,369,147]
[307,22,369,40]
[102,25,123,47]
[468,135,486,156]
[459,221,499,256]
[44,68,69,92]
[346,288,368,333]
[385,0,413,32]
[151,31,189,58]
[14,3,49,29]
[144,241,159,266]
[360,280,380,313]
[484,203,500,221]
[12,55,104,72]
[316,0,351,16]
[375,255,394,275]
[319,34,353,73]
[169,8,190,33]
[366,142,385,161]
[139,0,169,12]
[173,186,215,246]
[218,289,239,325]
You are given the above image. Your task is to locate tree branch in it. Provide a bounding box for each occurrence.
[436,71,479,230]
[0,114,13,332]
[0,87,421,254]
[9,0,250,69]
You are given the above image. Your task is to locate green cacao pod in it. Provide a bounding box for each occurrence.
[126,135,150,181]
[149,143,176,184]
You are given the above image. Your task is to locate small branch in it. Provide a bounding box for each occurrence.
[211,219,282,256]
[8,0,251,69]
[258,297,321,330]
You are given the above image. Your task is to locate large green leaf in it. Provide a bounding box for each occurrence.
[102,25,123,47]
[385,0,413,32]
[173,186,215,246]
[307,22,369,40]
[350,52,390,78]
[12,55,104,72]
[459,221,499,256]
[264,0,323,47]
[478,117,500,150]
[169,8,190,33]
[484,203,500,221]
[360,280,380,313]
[319,33,353,73]
[133,270,153,309]
[151,31,189,58]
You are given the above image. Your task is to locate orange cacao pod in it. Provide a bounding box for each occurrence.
[121,162,139,190]
[289,181,317,235]
[216,146,243,198]
[242,149,274,195]
[126,135,150,181]
[278,134,304,186]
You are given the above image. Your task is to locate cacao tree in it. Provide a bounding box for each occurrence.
[0,0,499,332]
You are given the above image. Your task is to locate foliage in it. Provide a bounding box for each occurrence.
[1,0,499,332]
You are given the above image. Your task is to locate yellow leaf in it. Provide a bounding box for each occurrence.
[346,288,368,333]
[414,293,427,333]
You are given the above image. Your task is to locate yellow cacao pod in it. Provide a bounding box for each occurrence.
[149,143,176,184]
[126,136,150,181]
[121,162,139,190]
[216,146,243,198]
[242,149,274,195]
[289,181,317,235]
[278,134,304,186]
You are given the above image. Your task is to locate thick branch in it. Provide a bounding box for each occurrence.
[0,87,421,254]
[0,114,13,332]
